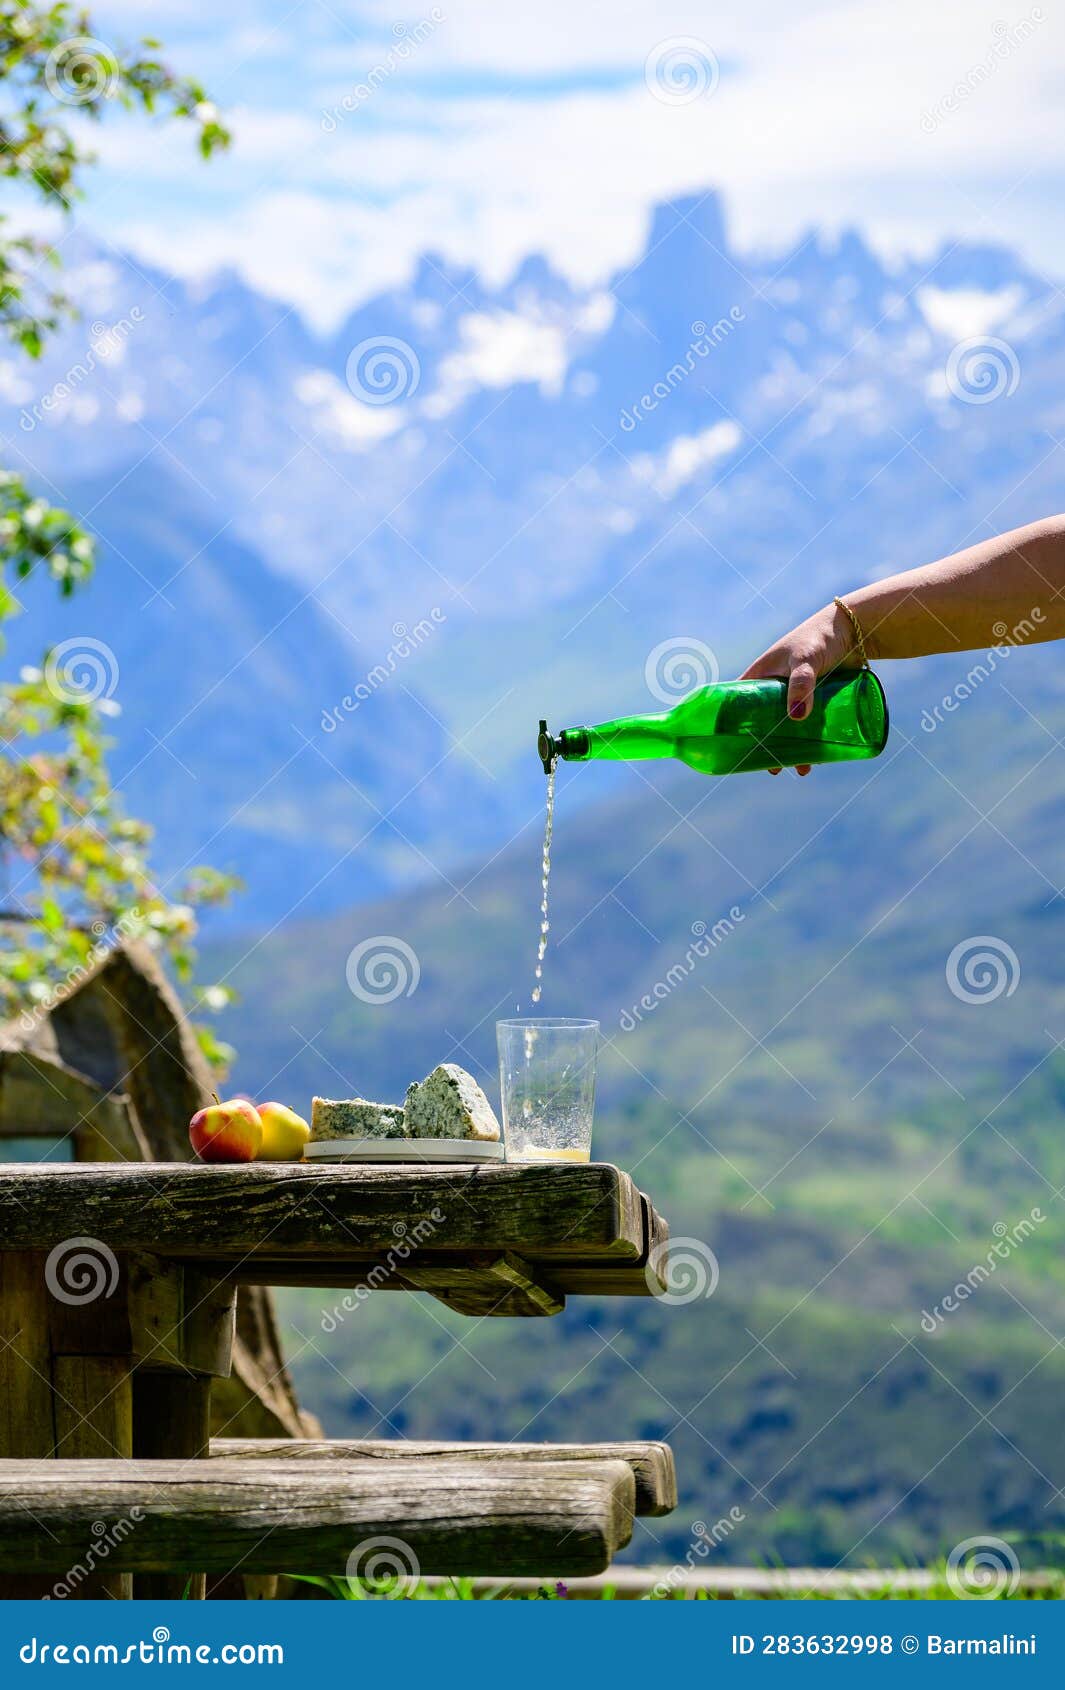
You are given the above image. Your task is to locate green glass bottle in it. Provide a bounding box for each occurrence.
[538,670,888,777]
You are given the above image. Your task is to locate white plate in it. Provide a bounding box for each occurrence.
[304,1137,505,1164]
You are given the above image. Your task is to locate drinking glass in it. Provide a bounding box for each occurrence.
[496,1018,599,1163]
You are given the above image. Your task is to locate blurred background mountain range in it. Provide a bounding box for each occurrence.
[5,191,1064,923]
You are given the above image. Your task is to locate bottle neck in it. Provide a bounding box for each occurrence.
[558,714,672,762]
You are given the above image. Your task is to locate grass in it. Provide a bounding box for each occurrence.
[290,1575,574,1601]
[287,1561,1065,1601]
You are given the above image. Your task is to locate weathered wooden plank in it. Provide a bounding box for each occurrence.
[539,1266,664,1297]
[230,1259,655,1300]
[547,1189,672,1297]
[641,1192,671,1293]
[398,1252,564,1317]
[210,1438,677,1518]
[0,1458,635,1577]
[0,1049,147,1160]
[0,1163,646,1262]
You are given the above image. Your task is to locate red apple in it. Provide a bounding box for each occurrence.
[189,1096,262,1163]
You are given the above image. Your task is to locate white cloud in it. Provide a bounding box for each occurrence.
[917,285,1026,341]
[295,368,405,446]
[76,0,1065,326]
[632,421,742,497]
[0,360,34,405]
[426,303,603,415]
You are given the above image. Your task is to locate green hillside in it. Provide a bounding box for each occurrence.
[207,652,1065,1565]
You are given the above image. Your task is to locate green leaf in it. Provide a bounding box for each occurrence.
[0,3,235,1069]
[39,897,63,932]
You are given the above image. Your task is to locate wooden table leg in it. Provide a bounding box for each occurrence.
[0,1246,134,1597]
[126,1256,236,1601]
[0,1248,236,1601]
[133,1373,212,1600]
[0,1252,58,1598]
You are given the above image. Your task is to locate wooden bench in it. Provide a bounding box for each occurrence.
[210,1438,677,1519]
[0,1457,636,1580]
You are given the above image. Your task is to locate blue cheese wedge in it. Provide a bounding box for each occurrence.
[404,1064,501,1141]
[311,1097,408,1141]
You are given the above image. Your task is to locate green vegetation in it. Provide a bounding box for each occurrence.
[0,2,234,1056]
[290,1570,1065,1600]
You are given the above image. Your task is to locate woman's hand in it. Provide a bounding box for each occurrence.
[739,601,860,775]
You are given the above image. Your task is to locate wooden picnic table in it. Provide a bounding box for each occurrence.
[0,1160,670,1597]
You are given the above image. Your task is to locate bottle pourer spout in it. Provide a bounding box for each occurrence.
[538,719,558,775]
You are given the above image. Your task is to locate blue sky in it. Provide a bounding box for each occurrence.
[52,0,1065,327]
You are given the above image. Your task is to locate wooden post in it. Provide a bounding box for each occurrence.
[127,1255,237,1600]
[0,1245,237,1600]
[133,1373,212,1601]
[46,1243,135,1598]
[50,1354,134,1599]
[0,1247,134,1597]
[0,1251,56,1598]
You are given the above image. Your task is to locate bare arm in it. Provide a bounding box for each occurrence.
[742,515,1065,724]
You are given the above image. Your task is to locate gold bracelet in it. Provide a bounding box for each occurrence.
[833,596,869,667]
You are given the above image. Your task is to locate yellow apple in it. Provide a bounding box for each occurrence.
[257,1101,310,1161]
